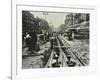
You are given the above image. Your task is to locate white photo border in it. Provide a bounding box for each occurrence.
[12,3,97,80]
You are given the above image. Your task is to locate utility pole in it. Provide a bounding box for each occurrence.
[43,12,48,20]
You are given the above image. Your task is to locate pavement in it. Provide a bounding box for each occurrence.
[22,41,50,69]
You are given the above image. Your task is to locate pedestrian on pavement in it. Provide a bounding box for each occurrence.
[29,30,37,52]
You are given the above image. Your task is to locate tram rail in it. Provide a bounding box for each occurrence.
[58,36,89,66]
[44,35,88,68]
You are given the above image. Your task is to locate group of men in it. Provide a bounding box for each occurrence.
[23,30,50,53]
[24,31,37,52]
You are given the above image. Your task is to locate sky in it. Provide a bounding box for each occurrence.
[30,11,68,28]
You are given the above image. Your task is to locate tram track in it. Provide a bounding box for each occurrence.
[44,35,88,68]
[57,36,88,66]
[44,37,68,68]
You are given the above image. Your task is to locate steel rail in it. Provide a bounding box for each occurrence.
[58,36,86,66]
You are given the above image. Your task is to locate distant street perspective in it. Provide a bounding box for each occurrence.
[22,11,89,69]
